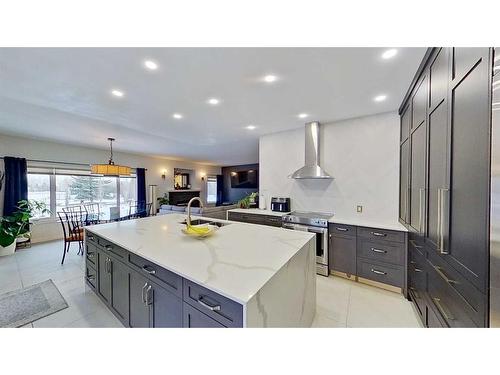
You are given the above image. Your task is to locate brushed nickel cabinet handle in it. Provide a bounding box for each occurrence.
[409,239,423,249]
[371,268,387,276]
[438,188,449,254]
[142,265,156,275]
[336,227,348,232]
[197,296,221,311]
[145,285,153,305]
[142,283,148,305]
[414,268,423,273]
[433,297,455,321]
[419,188,425,234]
[371,232,387,237]
[434,266,457,284]
[371,247,387,254]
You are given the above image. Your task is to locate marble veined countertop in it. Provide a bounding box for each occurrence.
[86,214,314,304]
[227,208,290,217]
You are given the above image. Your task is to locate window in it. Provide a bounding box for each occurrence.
[27,174,51,218]
[27,164,137,220]
[206,176,217,204]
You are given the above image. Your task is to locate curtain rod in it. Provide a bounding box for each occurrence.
[0,157,147,170]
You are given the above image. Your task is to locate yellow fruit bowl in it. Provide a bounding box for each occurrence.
[181,224,218,239]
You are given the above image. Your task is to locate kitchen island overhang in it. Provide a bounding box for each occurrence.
[84,213,316,328]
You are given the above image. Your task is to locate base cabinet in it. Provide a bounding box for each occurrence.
[86,233,243,328]
[227,211,282,227]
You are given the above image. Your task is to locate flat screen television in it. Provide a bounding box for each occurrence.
[230,169,258,189]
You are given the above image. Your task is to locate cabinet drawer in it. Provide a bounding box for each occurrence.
[86,243,97,267]
[357,239,404,265]
[262,215,283,227]
[128,253,182,297]
[427,251,486,327]
[183,302,226,328]
[183,279,243,328]
[357,259,404,287]
[97,237,127,259]
[329,223,356,237]
[357,227,405,243]
[85,264,97,290]
[85,231,98,246]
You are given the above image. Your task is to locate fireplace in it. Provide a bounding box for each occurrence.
[169,190,201,206]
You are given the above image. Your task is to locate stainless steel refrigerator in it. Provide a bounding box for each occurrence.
[490,47,500,327]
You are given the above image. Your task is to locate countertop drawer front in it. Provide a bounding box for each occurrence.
[85,264,97,289]
[86,232,98,246]
[329,224,357,237]
[97,237,127,259]
[357,239,404,265]
[358,227,405,243]
[427,252,485,327]
[129,253,182,297]
[183,302,226,328]
[357,259,404,287]
[86,243,97,267]
[183,279,243,328]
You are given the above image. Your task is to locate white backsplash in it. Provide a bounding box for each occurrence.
[259,111,400,223]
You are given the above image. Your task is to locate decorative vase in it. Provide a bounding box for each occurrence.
[0,242,16,257]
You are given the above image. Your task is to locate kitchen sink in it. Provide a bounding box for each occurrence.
[179,219,229,228]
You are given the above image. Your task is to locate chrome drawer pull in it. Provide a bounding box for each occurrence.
[371,268,387,276]
[335,227,348,232]
[87,253,95,258]
[409,239,423,249]
[87,275,95,281]
[371,232,387,237]
[414,268,423,273]
[105,244,112,250]
[198,296,221,311]
[142,283,148,305]
[88,235,95,241]
[433,297,455,321]
[371,247,387,254]
[434,266,457,284]
[142,265,156,275]
[410,260,416,264]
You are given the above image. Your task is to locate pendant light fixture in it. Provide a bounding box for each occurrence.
[91,138,131,176]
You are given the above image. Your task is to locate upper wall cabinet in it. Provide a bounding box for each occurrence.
[412,75,428,130]
[400,104,411,143]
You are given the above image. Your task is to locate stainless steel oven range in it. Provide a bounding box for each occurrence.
[282,211,333,276]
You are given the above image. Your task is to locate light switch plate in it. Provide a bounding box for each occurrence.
[356,205,363,213]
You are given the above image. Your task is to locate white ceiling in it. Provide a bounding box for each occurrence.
[0,48,426,166]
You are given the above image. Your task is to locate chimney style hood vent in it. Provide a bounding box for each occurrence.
[290,121,333,179]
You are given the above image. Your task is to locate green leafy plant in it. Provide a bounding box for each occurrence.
[157,193,169,206]
[0,200,50,248]
[238,192,258,209]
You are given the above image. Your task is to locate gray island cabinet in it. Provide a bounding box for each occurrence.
[84,214,316,328]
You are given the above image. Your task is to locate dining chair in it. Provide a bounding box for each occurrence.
[83,202,101,225]
[128,201,152,219]
[59,206,85,264]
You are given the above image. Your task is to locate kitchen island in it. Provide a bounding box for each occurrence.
[84,213,316,327]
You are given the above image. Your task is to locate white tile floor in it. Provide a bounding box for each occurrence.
[1,240,421,328]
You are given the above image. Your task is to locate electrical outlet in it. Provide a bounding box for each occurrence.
[356,205,363,213]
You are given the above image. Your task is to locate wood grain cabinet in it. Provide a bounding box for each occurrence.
[399,47,492,327]
[227,211,283,227]
[329,224,356,276]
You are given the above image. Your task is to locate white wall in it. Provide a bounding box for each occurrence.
[0,134,221,242]
[259,111,400,224]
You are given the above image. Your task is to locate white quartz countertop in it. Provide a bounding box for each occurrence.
[328,217,408,232]
[86,214,314,304]
[227,208,290,217]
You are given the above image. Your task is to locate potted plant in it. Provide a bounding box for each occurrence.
[157,193,169,206]
[238,192,258,209]
[0,200,49,256]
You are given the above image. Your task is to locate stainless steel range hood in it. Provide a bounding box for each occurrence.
[290,121,333,179]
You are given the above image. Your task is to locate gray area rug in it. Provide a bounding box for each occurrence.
[0,279,68,328]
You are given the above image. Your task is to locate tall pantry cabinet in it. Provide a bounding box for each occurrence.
[399,48,493,327]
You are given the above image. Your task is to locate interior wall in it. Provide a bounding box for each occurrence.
[259,111,400,225]
[0,133,221,243]
[221,163,259,204]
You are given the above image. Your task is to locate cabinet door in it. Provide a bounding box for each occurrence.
[410,121,427,234]
[149,282,183,328]
[109,256,129,323]
[401,104,411,142]
[399,140,409,223]
[183,302,225,328]
[129,270,151,328]
[329,234,356,276]
[97,250,112,304]
[447,47,491,292]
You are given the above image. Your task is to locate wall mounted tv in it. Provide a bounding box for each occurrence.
[230,169,258,189]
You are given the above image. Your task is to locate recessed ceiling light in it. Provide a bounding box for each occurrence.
[298,113,309,119]
[207,98,220,105]
[111,89,124,97]
[172,113,183,119]
[263,75,278,83]
[245,125,257,130]
[381,49,398,59]
[374,95,387,102]
[144,60,158,70]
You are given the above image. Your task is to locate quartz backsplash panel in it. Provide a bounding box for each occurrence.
[259,111,400,223]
